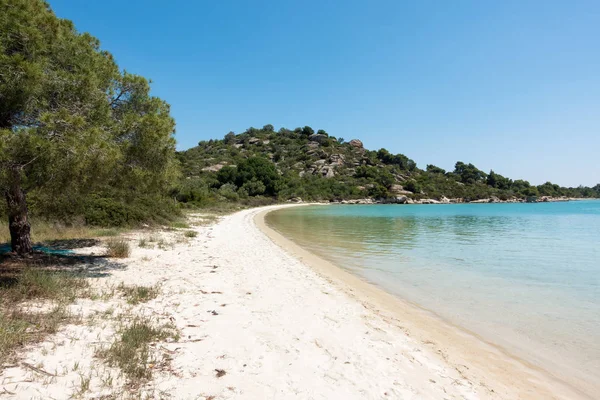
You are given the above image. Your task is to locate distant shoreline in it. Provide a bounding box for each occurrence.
[301,195,590,205]
[256,204,593,400]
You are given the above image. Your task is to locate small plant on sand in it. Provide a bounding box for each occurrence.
[97,318,178,382]
[1,268,89,304]
[184,230,197,238]
[105,239,131,258]
[170,221,190,229]
[0,269,88,360]
[117,284,160,305]
[147,235,159,243]
[157,239,171,250]
[138,238,148,248]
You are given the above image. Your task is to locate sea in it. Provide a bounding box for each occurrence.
[266,201,600,394]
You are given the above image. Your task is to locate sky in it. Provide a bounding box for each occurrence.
[48,0,599,187]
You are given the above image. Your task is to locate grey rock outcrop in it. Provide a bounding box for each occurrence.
[349,139,364,149]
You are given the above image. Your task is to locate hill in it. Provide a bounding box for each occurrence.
[175,125,600,206]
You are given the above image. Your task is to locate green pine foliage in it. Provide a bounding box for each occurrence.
[0,0,180,235]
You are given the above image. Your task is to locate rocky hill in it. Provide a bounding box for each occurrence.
[175,125,599,206]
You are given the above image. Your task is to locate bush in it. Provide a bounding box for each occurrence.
[404,180,422,194]
[218,183,239,201]
[105,239,131,258]
[242,179,266,196]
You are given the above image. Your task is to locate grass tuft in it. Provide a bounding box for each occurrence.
[93,228,122,237]
[117,284,160,305]
[0,268,89,304]
[97,318,178,382]
[169,221,190,229]
[184,230,197,238]
[105,239,131,258]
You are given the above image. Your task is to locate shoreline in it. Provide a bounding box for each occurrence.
[2,205,593,399]
[256,204,591,400]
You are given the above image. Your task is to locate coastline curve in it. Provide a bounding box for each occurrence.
[255,204,591,400]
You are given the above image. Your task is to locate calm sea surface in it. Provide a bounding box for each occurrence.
[266,201,600,391]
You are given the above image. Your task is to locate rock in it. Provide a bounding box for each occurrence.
[308,134,329,144]
[385,196,408,204]
[390,184,413,196]
[470,199,491,203]
[349,139,364,149]
[439,196,451,204]
[323,167,336,178]
[329,154,345,166]
[420,199,440,204]
[201,162,228,172]
[248,137,260,144]
[289,197,303,203]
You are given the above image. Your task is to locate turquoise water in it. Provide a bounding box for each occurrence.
[266,201,600,393]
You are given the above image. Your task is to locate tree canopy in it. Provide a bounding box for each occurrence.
[0,0,178,254]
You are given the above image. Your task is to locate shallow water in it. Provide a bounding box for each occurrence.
[266,201,600,393]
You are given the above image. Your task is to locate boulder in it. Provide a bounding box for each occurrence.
[390,184,413,195]
[386,196,408,204]
[349,139,364,149]
[323,167,336,178]
[329,154,345,165]
[308,134,329,144]
[420,199,440,204]
[201,162,228,172]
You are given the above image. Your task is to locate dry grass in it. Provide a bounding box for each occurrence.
[169,221,190,230]
[96,317,178,383]
[0,268,89,361]
[117,284,160,305]
[184,230,198,238]
[105,239,131,258]
[0,222,89,245]
[0,221,128,245]
[0,268,89,305]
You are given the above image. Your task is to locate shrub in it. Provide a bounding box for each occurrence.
[218,183,239,201]
[105,239,131,258]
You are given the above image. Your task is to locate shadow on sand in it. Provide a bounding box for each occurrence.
[0,238,127,283]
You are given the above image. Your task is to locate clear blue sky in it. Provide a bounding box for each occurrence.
[49,0,599,187]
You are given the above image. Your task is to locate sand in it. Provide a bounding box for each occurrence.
[0,205,590,399]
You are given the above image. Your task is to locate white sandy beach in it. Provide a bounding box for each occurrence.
[0,205,590,399]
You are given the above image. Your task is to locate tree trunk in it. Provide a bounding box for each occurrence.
[5,167,33,255]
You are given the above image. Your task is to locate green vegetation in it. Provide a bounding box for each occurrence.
[117,284,160,305]
[175,125,600,205]
[105,239,131,258]
[1,1,598,257]
[184,230,198,238]
[97,317,178,382]
[0,0,178,254]
[0,268,89,360]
